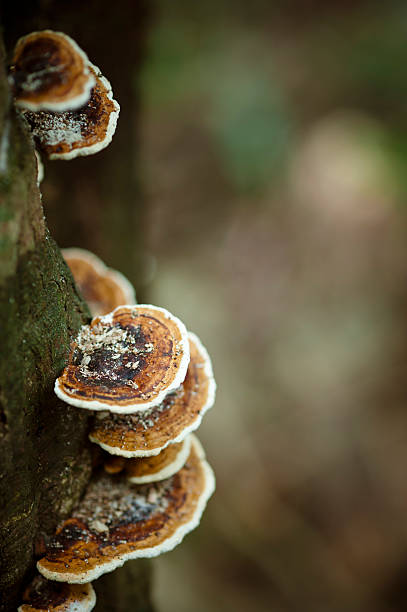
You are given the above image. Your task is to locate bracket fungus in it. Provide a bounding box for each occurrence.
[103,455,126,475]
[9,30,95,112]
[103,439,190,482]
[37,436,215,583]
[125,436,192,484]
[9,30,120,159]
[62,248,136,317]
[55,305,190,413]
[18,575,96,611]
[89,332,216,457]
[22,63,120,160]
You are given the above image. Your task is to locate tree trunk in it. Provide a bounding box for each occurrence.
[0,3,153,610]
[0,36,92,610]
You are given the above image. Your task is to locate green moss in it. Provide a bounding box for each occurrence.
[0,51,92,610]
[0,232,93,611]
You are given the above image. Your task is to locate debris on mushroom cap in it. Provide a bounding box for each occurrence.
[89,332,216,457]
[18,574,96,611]
[125,436,191,484]
[10,30,95,112]
[21,63,120,160]
[37,435,215,583]
[55,304,190,413]
[62,248,136,317]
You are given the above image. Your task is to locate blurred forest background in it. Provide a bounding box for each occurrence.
[38,0,407,610]
[138,2,407,611]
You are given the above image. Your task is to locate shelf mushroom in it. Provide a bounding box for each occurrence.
[55,305,190,413]
[62,248,136,317]
[22,63,120,160]
[125,436,191,484]
[9,30,120,159]
[89,332,216,457]
[104,454,126,474]
[103,439,191,482]
[37,436,215,583]
[18,575,96,611]
[9,30,95,112]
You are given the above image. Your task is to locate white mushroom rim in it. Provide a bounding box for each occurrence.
[37,436,215,583]
[62,247,136,304]
[55,304,190,413]
[127,435,192,484]
[17,581,96,612]
[48,63,120,160]
[14,31,96,113]
[35,151,44,186]
[88,331,216,457]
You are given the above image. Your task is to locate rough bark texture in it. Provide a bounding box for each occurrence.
[0,38,92,611]
[0,2,154,610]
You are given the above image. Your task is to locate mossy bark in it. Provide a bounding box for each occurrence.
[0,2,154,610]
[0,38,92,611]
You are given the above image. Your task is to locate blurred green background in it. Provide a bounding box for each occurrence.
[136,2,407,611]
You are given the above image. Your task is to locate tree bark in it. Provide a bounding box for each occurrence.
[0,3,154,610]
[0,37,92,610]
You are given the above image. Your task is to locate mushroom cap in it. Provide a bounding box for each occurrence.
[62,248,136,317]
[104,455,126,474]
[10,30,95,112]
[89,332,216,456]
[125,436,191,484]
[55,305,190,413]
[22,63,120,160]
[18,575,96,611]
[37,436,215,583]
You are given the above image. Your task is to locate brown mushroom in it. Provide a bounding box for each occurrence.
[55,305,190,413]
[62,248,136,317]
[22,63,120,160]
[37,436,215,583]
[18,575,96,611]
[125,436,191,484]
[9,30,95,112]
[89,332,215,456]
[103,455,126,474]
